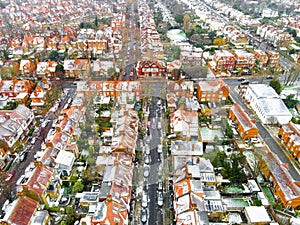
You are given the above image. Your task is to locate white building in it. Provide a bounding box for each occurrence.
[55,150,75,175]
[244,84,292,124]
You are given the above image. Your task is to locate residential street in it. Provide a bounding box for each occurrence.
[227,83,300,180]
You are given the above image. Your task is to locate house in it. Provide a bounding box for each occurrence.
[63,59,90,79]
[30,78,52,108]
[253,49,268,67]
[136,58,166,78]
[244,206,272,224]
[31,210,51,225]
[36,61,58,78]
[0,79,34,104]
[82,197,129,225]
[16,163,56,204]
[171,140,203,171]
[172,159,225,223]
[210,50,235,71]
[111,110,139,157]
[180,50,203,66]
[197,79,230,103]
[55,150,75,175]
[244,84,292,124]
[0,104,34,148]
[233,49,256,69]
[266,50,280,67]
[166,60,182,79]
[228,103,259,139]
[1,196,40,225]
[19,59,36,75]
[30,86,47,108]
[256,147,300,209]
[166,93,178,113]
[223,25,248,46]
[170,108,199,141]
[279,123,300,161]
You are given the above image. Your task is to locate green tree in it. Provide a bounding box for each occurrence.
[175,15,184,24]
[94,16,99,27]
[269,79,282,94]
[72,180,84,194]
[48,50,60,62]
[208,31,216,42]
[212,151,227,168]
[283,94,298,108]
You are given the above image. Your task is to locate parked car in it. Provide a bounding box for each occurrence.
[143,166,150,178]
[145,146,150,155]
[41,119,50,128]
[157,121,161,129]
[266,75,274,79]
[157,145,162,153]
[167,134,176,139]
[251,137,260,143]
[19,151,28,162]
[5,171,14,182]
[142,193,148,208]
[157,181,163,191]
[141,208,147,223]
[30,137,37,145]
[144,155,151,165]
[237,77,245,81]
[241,80,250,85]
[157,191,163,206]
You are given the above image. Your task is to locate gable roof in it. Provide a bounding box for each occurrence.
[20,164,53,195]
[3,196,38,225]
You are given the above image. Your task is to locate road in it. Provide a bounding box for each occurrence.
[225,79,300,180]
[140,79,167,225]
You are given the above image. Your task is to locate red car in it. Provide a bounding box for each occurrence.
[5,171,14,182]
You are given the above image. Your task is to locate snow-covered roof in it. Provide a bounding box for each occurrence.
[248,84,278,99]
[55,150,75,168]
[256,98,291,116]
[245,206,271,223]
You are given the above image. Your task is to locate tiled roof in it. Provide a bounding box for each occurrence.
[4,196,38,225]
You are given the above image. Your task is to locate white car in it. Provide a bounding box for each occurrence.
[157,191,163,206]
[41,120,50,128]
[144,155,151,165]
[143,166,150,178]
[142,193,148,208]
[167,134,176,139]
[145,146,150,155]
[30,137,36,145]
[157,145,162,153]
[157,121,161,129]
[141,208,147,223]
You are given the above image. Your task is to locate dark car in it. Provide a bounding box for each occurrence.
[237,77,245,81]
[241,80,250,85]
[266,75,274,79]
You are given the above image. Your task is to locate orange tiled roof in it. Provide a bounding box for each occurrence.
[6,196,38,225]
[25,165,53,195]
